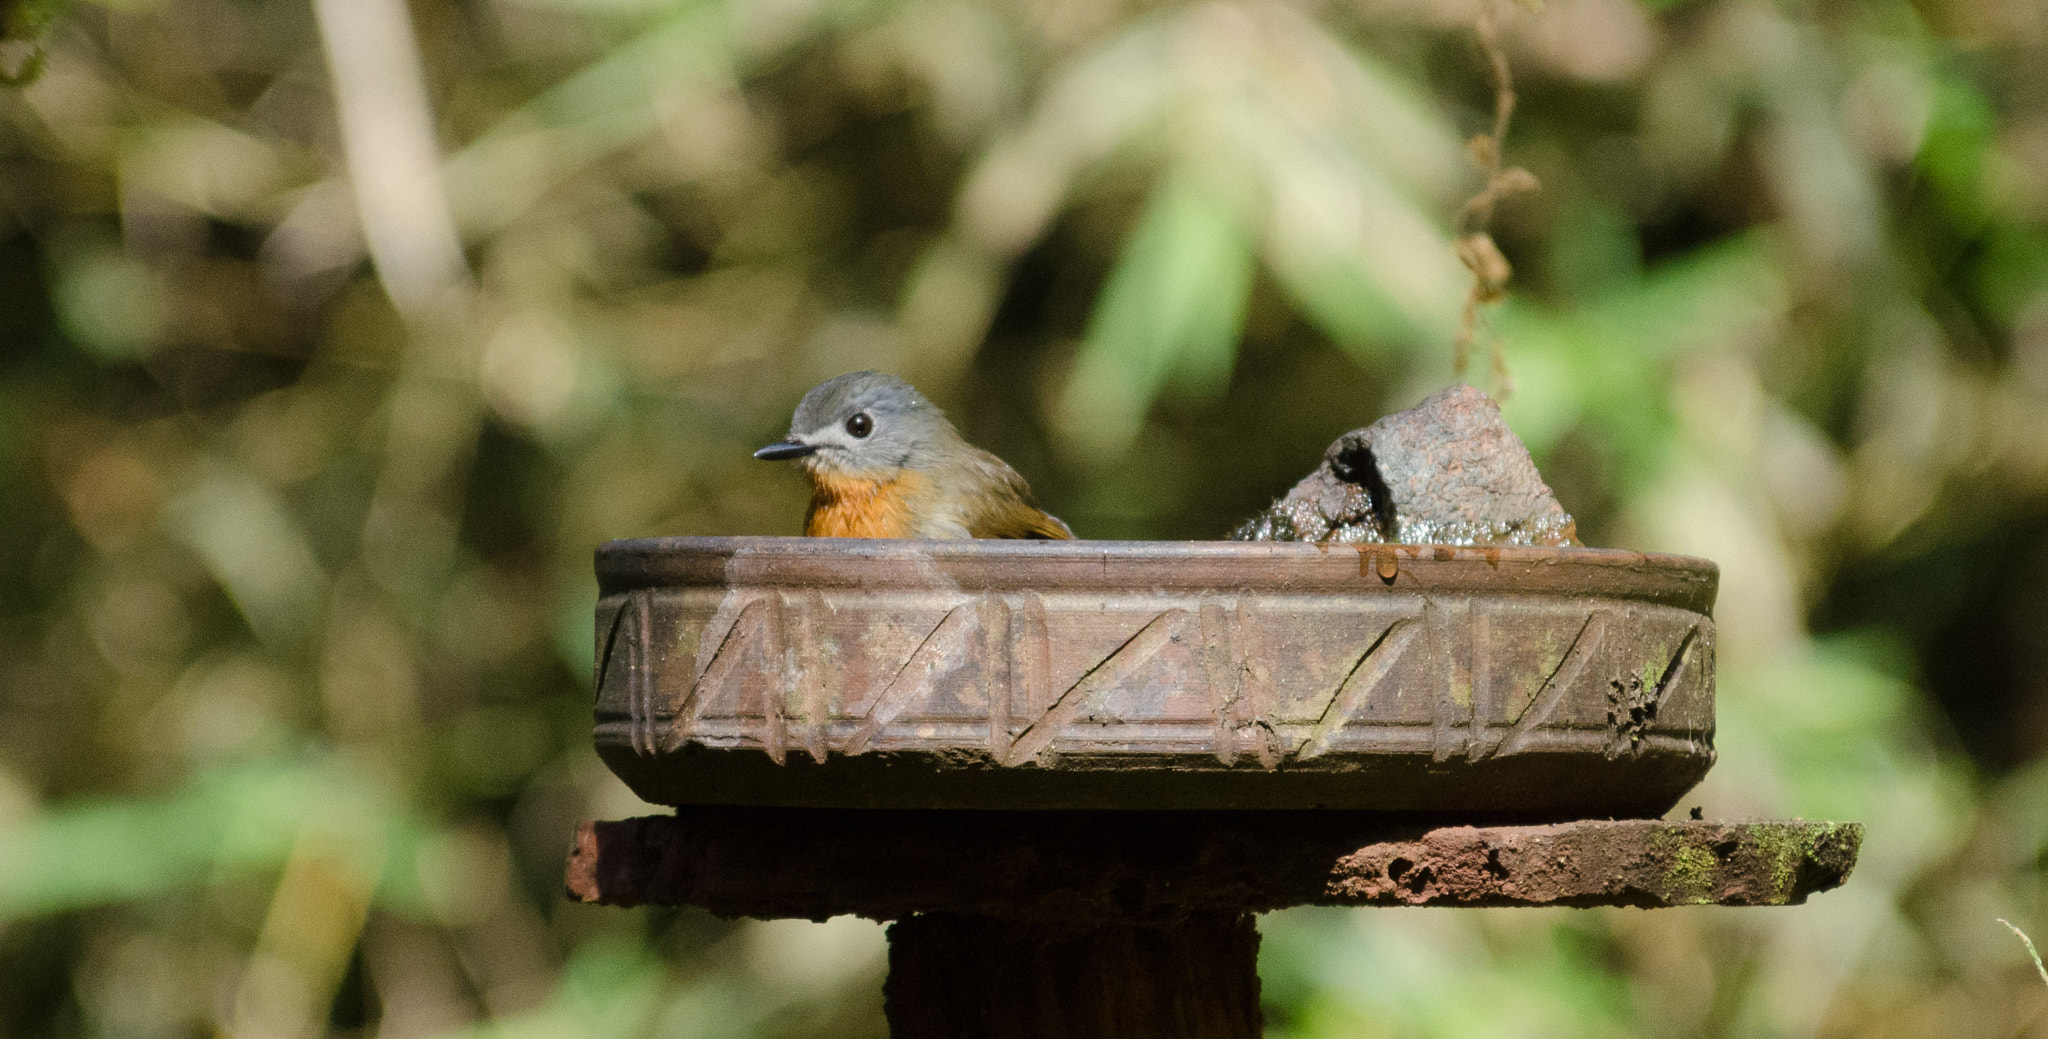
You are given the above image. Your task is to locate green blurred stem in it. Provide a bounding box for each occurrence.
[1998,919,2048,990]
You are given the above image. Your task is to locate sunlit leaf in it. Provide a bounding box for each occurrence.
[1052,167,1253,462]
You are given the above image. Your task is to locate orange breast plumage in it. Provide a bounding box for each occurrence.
[803,470,923,538]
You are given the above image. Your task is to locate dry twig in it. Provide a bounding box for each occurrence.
[1453,0,1542,390]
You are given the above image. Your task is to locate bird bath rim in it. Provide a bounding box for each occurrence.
[596,536,1717,610]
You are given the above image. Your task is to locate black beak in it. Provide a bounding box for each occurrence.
[753,438,818,461]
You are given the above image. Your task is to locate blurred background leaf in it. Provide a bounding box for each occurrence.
[3,0,2048,1035]
[1052,165,1252,462]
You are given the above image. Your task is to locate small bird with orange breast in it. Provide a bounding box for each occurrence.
[754,371,1074,540]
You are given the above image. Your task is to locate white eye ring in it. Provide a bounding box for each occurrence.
[845,412,873,438]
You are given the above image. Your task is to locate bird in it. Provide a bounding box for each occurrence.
[754,371,1074,540]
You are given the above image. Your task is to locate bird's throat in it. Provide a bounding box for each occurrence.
[803,469,923,538]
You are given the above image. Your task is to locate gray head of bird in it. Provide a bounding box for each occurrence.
[753,371,956,480]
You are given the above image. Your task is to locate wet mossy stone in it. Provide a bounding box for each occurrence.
[1232,384,1579,546]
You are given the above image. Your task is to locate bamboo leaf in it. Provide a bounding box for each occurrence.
[1052,168,1253,463]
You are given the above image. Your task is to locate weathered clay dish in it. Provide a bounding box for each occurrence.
[594,537,1716,816]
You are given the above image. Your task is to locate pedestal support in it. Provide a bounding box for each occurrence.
[884,913,1261,1039]
[566,810,1860,1037]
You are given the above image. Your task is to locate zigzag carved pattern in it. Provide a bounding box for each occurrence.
[1467,603,1494,762]
[659,597,771,754]
[791,590,831,764]
[1199,602,1243,766]
[642,594,1688,766]
[1295,616,1421,761]
[601,591,662,757]
[1492,608,1613,758]
[1602,623,1700,760]
[979,596,1013,756]
[843,603,978,756]
[1000,609,1186,765]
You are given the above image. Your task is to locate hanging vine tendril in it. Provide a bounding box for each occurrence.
[1453,0,1542,392]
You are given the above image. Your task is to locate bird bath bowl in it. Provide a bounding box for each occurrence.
[577,537,1857,1039]
[593,536,1718,818]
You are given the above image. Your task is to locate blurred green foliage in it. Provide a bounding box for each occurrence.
[3,0,2048,1035]
[0,0,59,83]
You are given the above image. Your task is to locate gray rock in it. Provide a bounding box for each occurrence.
[1230,384,1579,546]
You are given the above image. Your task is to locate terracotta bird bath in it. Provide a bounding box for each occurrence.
[568,537,1859,1039]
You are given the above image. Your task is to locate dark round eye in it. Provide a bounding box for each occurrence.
[845,412,873,438]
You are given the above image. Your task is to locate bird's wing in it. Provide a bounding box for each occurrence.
[958,450,1075,540]
[969,500,1074,539]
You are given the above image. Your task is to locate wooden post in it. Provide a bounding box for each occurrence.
[884,913,1261,1039]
